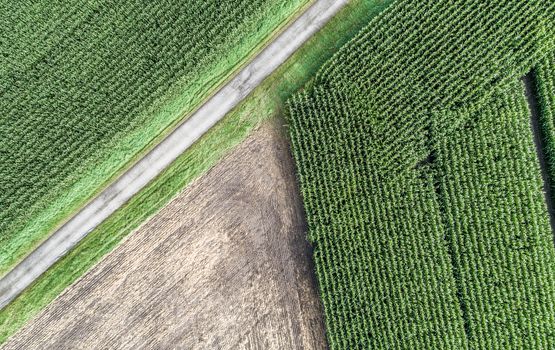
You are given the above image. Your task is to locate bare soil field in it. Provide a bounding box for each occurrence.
[2,120,326,349]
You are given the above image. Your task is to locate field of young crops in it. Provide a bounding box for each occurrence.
[290,86,468,348]
[288,0,555,348]
[0,0,308,275]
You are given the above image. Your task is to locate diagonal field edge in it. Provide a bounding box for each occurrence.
[0,0,348,310]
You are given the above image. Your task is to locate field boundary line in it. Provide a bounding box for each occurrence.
[524,73,555,236]
[0,0,348,310]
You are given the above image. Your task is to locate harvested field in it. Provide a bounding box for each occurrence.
[2,121,326,349]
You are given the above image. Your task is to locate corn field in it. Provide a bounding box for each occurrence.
[288,0,555,348]
[0,0,308,275]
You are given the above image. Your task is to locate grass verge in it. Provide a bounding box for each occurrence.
[0,0,310,277]
[0,0,393,344]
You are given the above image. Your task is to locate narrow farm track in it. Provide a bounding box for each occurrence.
[0,0,348,310]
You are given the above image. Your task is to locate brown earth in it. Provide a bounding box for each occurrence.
[3,120,326,350]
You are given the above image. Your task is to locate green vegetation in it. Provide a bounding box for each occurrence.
[0,0,394,344]
[289,80,468,350]
[288,0,555,348]
[0,0,309,276]
[434,81,555,348]
[5,0,555,347]
[536,52,555,196]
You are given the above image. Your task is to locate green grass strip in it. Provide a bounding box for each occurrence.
[0,0,310,276]
[0,0,393,344]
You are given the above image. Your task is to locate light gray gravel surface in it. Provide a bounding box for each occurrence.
[0,0,348,309]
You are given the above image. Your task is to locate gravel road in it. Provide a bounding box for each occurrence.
[0,0,349,309]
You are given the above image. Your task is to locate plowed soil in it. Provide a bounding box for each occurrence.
[3,120,326,349]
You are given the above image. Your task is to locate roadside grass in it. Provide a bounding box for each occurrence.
[0,0,310,277]
[0,0,393,344]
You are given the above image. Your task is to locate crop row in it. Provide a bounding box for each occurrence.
[0,0,308,274]
[289,86,468,349]
[317,0,555,117]
[433,80,555,349]
[287,0,555,348]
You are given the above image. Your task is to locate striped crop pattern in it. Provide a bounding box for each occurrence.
[0,0,308,274]
[289,86,468,348]
[288,0,555,348]
[536,52,555,196]
[433,81,555,349]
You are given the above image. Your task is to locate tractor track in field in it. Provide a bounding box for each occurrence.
[0,0,348,310]
[524,72,555,238]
